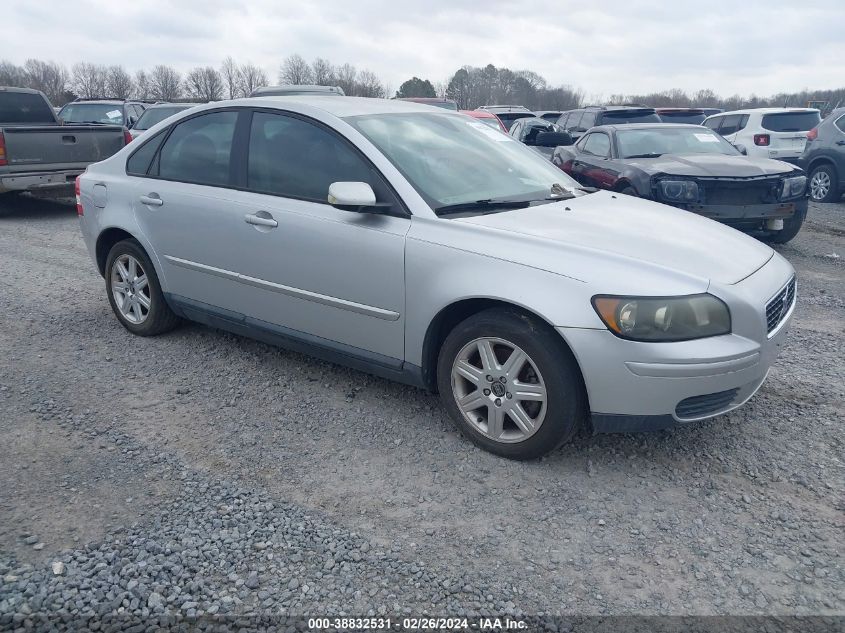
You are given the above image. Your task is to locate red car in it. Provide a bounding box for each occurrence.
[460,110,508,133]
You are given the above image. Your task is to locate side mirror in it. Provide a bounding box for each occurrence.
[733,143,748,155]
[535,131,574,147]
[328,182,388,213]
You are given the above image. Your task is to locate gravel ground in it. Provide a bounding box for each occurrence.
[0,192,842,629]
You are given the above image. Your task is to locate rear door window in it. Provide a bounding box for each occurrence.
[579,111,597,130]
[703,117,722,131]
[126,129,168,176]
[836,115,845,133]
[716,114,742,136]
[157,110,237,186]
[761,111,821,132]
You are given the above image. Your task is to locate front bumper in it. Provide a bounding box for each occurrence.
[0,170,82,193]
[682,198,806,222]
[561,257,795,433]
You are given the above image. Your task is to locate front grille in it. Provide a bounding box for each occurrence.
[765,276,796,335]
[675,388,740,419]
[699,176,782,205]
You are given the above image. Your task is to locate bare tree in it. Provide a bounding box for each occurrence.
[185,66,223,102]
[279,54,313,85]
[238,63,267,97]
[149,65,182,101]
[220,56,240,99]
[106,66,133,99]
[23,59,68,105]
[72,62,107,98]
[0,60,27,87]
[133,70,150,100]
[312,58,334,85]
[334,63,357,96]
[354,70,385,98]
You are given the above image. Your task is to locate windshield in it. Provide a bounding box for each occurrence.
[616,127,738,158]
[601,110,660,124]
[657,112,706,124]
[59,103,123,124]
[346,112,580,211]
[135,105,193,130]
[473,116,503,130]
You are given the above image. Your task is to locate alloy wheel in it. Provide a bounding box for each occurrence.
[810,170,831,201]
[450,337,547,443]
[111,254,151,324]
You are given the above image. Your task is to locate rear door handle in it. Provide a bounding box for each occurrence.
[244,213,278,228]
[139,194,163,207]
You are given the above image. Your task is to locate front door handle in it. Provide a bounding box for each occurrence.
[244,213,278,228]
[139,194,163,207]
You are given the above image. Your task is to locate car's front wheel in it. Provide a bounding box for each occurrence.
[105,239,180,336]
[437,308,585,459]
[808,164,839,203]
[762,207,806,244]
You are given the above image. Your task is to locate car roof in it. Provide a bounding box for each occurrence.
[460,109,497,118]
[710,107,820,115]
[144,102,199,109]
[479,105,534,113]
[655,108,704,113]
[227,95,457,117]
[593,123,711,132]
[0,86,44,95]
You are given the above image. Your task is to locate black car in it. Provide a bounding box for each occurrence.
[477,105,536,130]
[797,107,845,202]
[508,117,572,158]
[556,106,660,142]
[58,98,150,129]
[655,108,707,125]
[552,123,808,243]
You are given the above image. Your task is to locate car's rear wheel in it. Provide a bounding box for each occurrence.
[437,308,585,459]
[808,164,838,203]
[105,239,179,336]
[620,186,638,196]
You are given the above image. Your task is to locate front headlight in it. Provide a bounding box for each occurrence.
[592,294,731,341]
[657,179,699,202]
[781,175,806,200]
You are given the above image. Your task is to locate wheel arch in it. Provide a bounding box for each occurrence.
[419,297,588,405]
[807,156,839,179]
[95,227,138,277]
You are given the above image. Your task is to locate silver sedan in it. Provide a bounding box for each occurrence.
[77,96,795,459]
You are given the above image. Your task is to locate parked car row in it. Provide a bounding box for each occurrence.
[76,95,797,459]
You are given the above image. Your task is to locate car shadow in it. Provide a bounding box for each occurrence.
[0,193,76,219]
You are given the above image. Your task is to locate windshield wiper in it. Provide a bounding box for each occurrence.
[435,199,532,216]
[624,153,663,158]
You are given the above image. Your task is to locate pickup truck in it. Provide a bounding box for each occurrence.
[0,87,128,195]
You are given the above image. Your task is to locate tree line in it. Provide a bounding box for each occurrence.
[1,57,842,114]
[0,55,388,106]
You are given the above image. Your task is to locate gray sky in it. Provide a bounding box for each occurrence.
[6,0,844,98]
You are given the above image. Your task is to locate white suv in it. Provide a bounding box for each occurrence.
[704,108,821,163]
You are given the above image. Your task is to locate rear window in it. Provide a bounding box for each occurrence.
[657,112,706,125]
[600,110,661,124]
[135,106,192,130]
[761,111,820,132]
[0,92,56,124]
[496,112,535,130]
[59,103,124,125]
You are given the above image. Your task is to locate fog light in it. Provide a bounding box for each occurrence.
[767,218,784,231]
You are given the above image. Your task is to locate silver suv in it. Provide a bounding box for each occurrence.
[77,97,795,459]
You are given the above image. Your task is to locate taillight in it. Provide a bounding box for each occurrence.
[753,134,770,146]
[807,127,818,141]
[123,129,133,145]
[75,176,83,216]
[0,131,7,166]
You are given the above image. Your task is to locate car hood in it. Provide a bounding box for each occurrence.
[454,191,773,285]
[626,153,799,177]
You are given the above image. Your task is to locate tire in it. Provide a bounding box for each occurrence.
[436,308,585,460]
[808,164,839,203]
[762,206,806,244]
[105,239,180,336]
[619,186,638,196]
